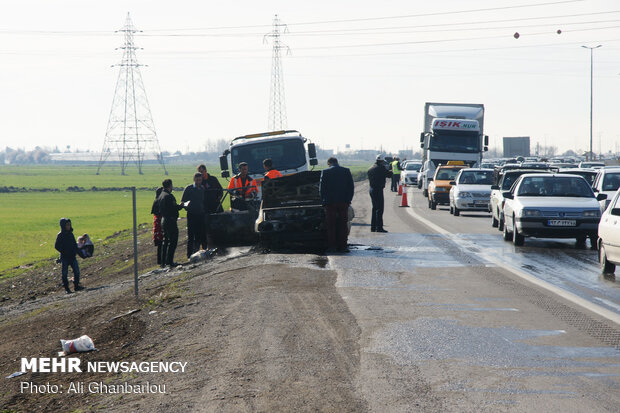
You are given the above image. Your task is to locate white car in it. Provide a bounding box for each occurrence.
[490,168,552,230]
[502,174,606,246]
[579,161,605,169]
[598,188,620,274]
[592,167,620,211]
[449,168,494,216]
[400,162,422,187]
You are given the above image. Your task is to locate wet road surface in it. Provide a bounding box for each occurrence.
[326,182,620,411]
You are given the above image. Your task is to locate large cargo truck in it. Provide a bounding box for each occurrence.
[419,103,488,196]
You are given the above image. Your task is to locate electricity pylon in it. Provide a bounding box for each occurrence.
[265,15,289,131]
[97,13,167,175]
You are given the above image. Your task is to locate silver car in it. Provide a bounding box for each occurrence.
[449,168,493,216]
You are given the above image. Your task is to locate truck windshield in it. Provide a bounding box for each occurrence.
[429,130,480,153]
[231,138,306,175]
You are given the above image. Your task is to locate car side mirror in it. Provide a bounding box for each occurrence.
[597,193,608,201]
[307,143,317,159]
[503,191,513,200]
[484,135,489,146]
[310,158,318,166]
[449,181,456,186]
[611,208,620,216]
[420,132,424,142]
[420,143,424,148]
[219,154,229,172]
[484,147,489,152]
[491,185,500,190]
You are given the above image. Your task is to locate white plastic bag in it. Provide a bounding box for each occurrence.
[60,335,96,354]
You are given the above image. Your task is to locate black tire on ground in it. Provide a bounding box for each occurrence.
[498,211,504,232]
[449,205,454,214]
[599,244,616,274]
[513,219,524,246]
[428,198,432,209]
[503,219,512,241]
[576,236,587,248]
[423,189,428,197]
[590,234,599,250]
[431,200,437,210]
[491,213,499,228]
[453,206,460,216]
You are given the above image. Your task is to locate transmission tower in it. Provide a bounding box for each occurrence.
[97,13,167,175]
[265,15,289,131]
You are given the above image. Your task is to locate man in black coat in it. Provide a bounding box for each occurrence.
[158,179,185,267]
[55,218,84,294]
[181,173,207,258]
[367,155,393,232]
[319,157,354,253]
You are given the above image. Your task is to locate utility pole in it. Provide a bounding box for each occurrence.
[265,15,289,131]
[581,45,602,161]
[97,13,167,175]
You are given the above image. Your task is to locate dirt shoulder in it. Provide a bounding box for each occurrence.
[1,246,366,412]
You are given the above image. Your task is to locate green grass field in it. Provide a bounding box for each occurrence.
[0,162,371,276]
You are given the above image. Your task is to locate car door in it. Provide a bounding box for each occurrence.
[601,190,620,262]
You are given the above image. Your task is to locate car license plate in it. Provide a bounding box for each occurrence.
[473,200,487,205]
[547,220,576,227]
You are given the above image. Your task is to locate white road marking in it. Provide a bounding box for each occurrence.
[405,190,620,325]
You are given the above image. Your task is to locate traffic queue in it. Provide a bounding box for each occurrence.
[399,158,620,276]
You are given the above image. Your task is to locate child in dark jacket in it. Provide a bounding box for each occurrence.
[55,218,84,294]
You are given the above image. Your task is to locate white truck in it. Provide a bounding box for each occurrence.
[419,103,488,197]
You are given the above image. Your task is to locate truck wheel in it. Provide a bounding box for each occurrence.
[512,219,524,246]
[491,213,499,228]
[423,189,428,197]
[503,219,512,241]
[453,206,460,216]
[600,245,616,274]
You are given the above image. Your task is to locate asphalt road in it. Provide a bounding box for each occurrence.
[327,181,620,412]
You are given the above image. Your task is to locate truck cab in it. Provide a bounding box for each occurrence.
[219,130,318,200]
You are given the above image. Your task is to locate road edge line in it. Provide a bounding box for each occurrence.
[404,192,620,326]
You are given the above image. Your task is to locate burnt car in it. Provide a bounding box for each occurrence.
[255,170,353,249]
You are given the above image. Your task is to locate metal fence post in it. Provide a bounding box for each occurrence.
[132,187,139,297]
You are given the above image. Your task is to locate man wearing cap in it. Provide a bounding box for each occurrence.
[367,155,393,232]
[227,162,258,210]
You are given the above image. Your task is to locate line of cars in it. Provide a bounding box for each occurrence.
[415,160,620,275]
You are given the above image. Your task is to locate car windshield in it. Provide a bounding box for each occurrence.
[517,176,594,197]
[406,164,421,171]
[435,168,462,181]
[458,170,493,185]
[602,173,620,192]
[559,171,596,186]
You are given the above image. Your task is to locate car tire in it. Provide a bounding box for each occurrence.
[512,219,524,246]
[599,244,616,274]
[453,206,460,216]
[491,213,499,228]
[423,189,428,197]
[502,219,512,241]
[576,236,587,248]
[498,211,504,232]
[589,234,599,250]
[428,198,432,209]
[431,200,437,210]
[449,205,454,214]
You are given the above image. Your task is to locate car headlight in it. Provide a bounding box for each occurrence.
[582,210,600,217]
[523,209,542,217]
[458,192,472,198]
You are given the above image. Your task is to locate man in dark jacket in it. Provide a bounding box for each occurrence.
[198,164,223,214]
[367,155,393,232]
[182,173,206,258]
[158,179,185,267]
[319,157,354,253]
[55,218,84,294]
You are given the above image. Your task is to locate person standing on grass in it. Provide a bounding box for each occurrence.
[367,155,392,233]
[55,218,84,294]
[181,173,206,258]
[158,179,185,267]
[150,187,164,265]
[319,157,354,253]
